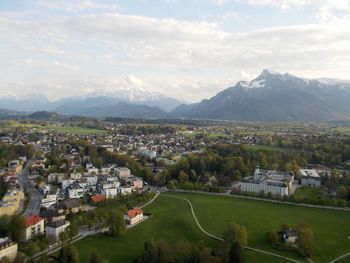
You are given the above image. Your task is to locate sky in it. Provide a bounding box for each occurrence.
[1,0,350,102]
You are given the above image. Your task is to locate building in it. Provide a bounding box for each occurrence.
[67,184,84,199]
[300,169,321,187]
[101,187,118,198]
[0,189,24,216]
[91,194,105,204]
[47,173,64,184]
[41,187,59,208]
[24,215,45,241]
[240,165,294,196]
[281,229,298,245]
[115,167,131,179]
[118,186,132,196]
[125,208,143,225]
[8,160,22,174]
[46,221,70,242]
[0,237,17,261]
[131,177,143,190]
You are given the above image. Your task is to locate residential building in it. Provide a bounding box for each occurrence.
[24,215,45,241]
[46,221,70,242]
[125,208,143,225]
[0,189,24,216]
[67,184,84,199]
[300,169,321,187]
[115,167,131,179]
[118,186,132,196]
[0,237,17,261]
[41,187,59,208]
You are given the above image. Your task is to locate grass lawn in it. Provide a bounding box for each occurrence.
[76,192,350,262]
[294,188,321,199]
[76,195,288,263]
[48,126,107,135]
[168,192,350,263]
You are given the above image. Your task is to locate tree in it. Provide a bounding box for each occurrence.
[68,223,79,240]
[109,212,126,237]
[228,242,245,263]
[223,223,248,247]
[296,223,315,257]
[89,252,103,263]
[13,252,27,263]
[9,215,25,242]
[58,245,80,263]
[267,230,279,245]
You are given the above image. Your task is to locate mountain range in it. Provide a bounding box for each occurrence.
[2,70,350,122]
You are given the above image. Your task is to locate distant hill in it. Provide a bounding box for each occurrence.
[26,111,59,120]
[0,108,24,118]
[171,70,350,122]
[54,101,167,119]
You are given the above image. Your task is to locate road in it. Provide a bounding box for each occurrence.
[18,143,43,216]
[163,194,304,263]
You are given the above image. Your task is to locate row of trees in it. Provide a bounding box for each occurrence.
[137,222,248,263]
[0,143,35,168]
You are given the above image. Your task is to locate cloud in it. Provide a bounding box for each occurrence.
[0,1,350,102]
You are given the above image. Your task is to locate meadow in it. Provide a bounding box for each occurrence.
[76,192,350,262]
[47,126,108,135]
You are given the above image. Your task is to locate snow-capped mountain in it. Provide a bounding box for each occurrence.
[171,69,350,121]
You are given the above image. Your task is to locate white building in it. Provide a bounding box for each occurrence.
[124,208,143,225]
[240,165,294,196]
[118,186,132,196]
[300,169,321,187]
[46,221,70,242]
[41,187,59,208]
[101,188,118,198]
[68,184,85,199]
[24,216,45,241]
[62,179,75,190]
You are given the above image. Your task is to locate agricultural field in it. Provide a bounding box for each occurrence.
[76,192,350,263]
[47,126,108,135]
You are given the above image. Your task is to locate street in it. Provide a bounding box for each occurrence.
[17,143,43,216]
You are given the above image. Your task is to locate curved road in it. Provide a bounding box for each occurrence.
[163,194,304,263]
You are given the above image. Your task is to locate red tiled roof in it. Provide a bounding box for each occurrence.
[25,215,43,227]
[91,194,105,203]
[127,208,143,218]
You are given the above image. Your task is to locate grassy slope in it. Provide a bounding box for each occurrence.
[169,192,350,263]
[76,195,287,263]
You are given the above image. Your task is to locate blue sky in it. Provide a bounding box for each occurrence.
[0,0,350,102]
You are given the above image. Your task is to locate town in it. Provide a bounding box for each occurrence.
[0,119,350,263]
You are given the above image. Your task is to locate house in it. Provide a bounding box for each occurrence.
[0,237,17,261]
[0,189,24,216]
[8,160,22,174]
[118,186,132,196]
[281,229,298,245]
[91,194,105,204]
[46,221,70,242]
[300,169,321,187]
[115,167,131,179]
[58,199,83,214]
[67,183,84,199]
[40,208,66,223]
[125,208,143,225]
[47,173,65,184]
[24,215,45,241]
[41,187,59,208]
[131,177,143,190]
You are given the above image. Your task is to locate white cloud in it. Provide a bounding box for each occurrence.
[0,2,350,102]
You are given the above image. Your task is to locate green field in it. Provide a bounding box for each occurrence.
[48,126,108,135]
[76,192,350,263]
[294,188,321,199]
